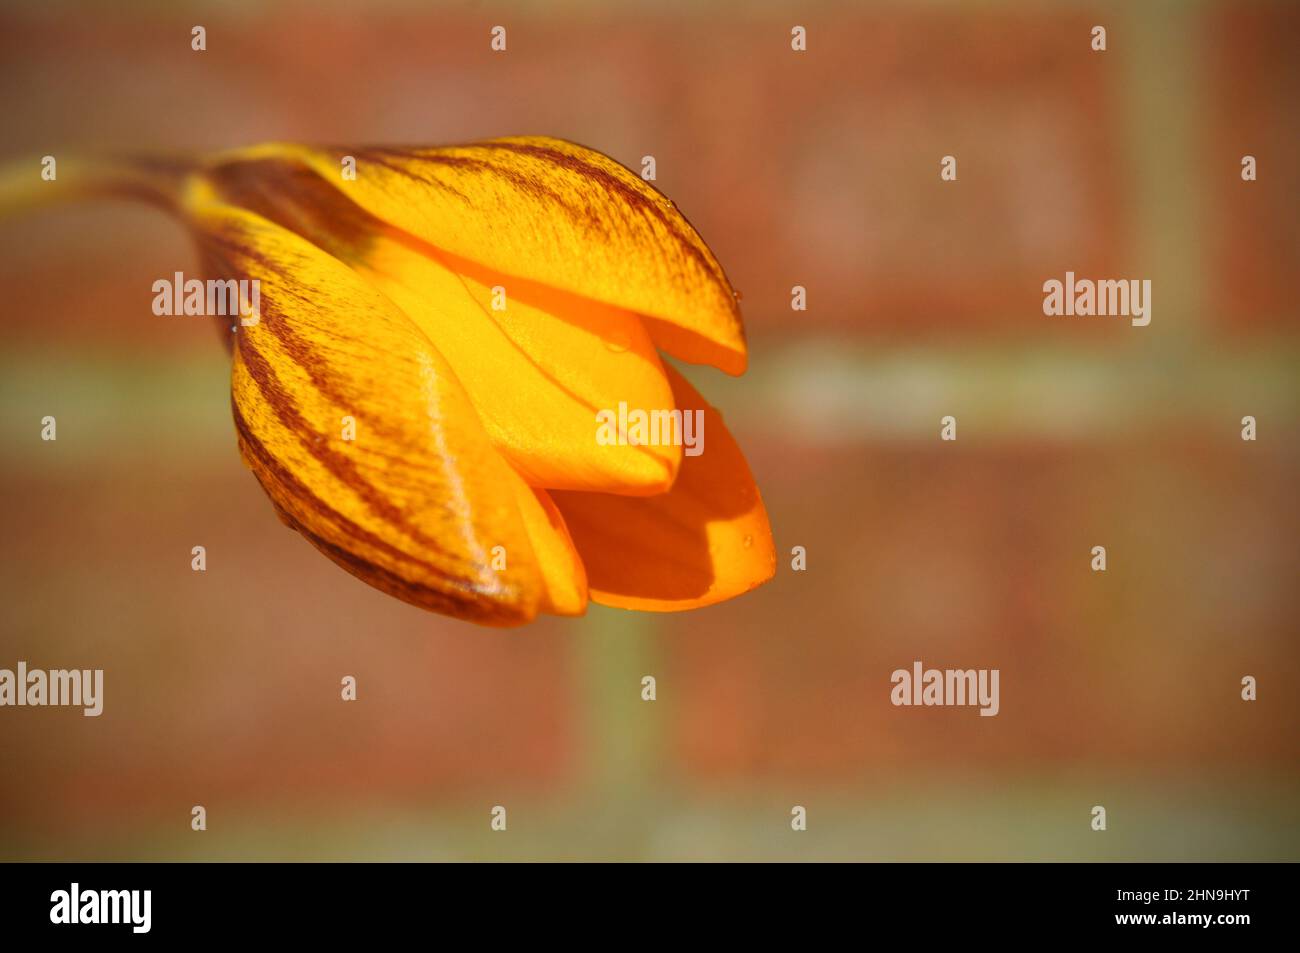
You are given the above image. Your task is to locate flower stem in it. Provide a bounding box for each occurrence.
[0,153,196,220]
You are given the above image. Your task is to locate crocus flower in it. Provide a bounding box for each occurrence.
[2,137,775,625]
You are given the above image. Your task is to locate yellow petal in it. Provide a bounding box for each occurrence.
[205,159,682,495]
[187,180,551,625]
[359,238,681,494]
[514,485,588,616]
[228,137,748,374]
[551,365,775,611]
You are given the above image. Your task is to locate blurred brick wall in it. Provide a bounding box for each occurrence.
[665,438,1299,781]
[0,1,1296,856]
[1206,4,1300,328]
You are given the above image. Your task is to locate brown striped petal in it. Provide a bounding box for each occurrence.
[230,137,749,375]
[187,181,579,625]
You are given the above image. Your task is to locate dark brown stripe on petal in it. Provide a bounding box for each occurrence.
[380,149,584,222]
[482,141,734,301]
[293,519,526,623]
[353,149,473,202]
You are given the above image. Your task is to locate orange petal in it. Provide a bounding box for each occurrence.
[550,365,775,610]
[514,486,588,616]
[225,138,749,374]
[187,181,553,625]
[357,237,681,494]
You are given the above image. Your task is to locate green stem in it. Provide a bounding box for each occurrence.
[0,153,196,220]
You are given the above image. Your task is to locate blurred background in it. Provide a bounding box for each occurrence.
[0,0,1296,860]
